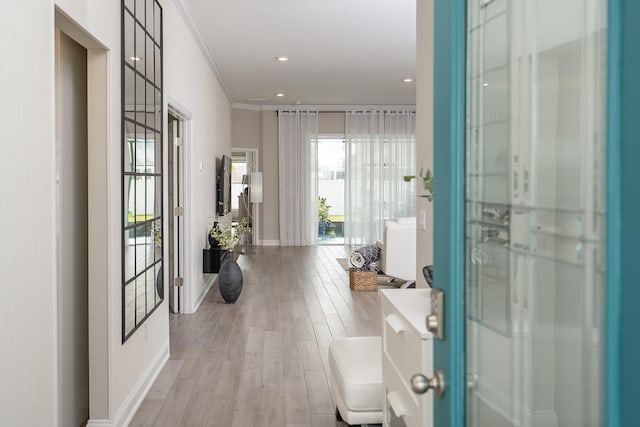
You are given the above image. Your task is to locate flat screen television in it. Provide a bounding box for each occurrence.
[216,154,232,216]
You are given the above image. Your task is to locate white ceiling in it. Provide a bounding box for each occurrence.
[182,0,417,106]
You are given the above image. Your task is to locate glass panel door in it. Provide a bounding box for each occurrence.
[464,1,607,426]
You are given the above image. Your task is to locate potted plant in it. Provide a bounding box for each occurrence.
[209,217,251,303]
[404,167,434,201]
[318,197,332,236]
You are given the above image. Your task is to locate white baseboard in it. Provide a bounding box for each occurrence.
[258,239,280,246]
[190,274,216,313]
[87,343,170,427]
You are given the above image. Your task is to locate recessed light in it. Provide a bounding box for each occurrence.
[276,93,285,97]
[130,56,141,61]
[403,77,414,83]
[483,83,489,87]
[276,56,289,62]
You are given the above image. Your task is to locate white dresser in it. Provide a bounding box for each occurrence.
[380,289,433,427]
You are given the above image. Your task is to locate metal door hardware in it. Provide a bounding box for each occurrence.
[411,370,445,398]
[426,288,444,340]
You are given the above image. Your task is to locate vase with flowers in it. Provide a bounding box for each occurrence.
[209,217,251,303]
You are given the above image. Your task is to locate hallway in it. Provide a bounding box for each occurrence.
[130,246,382,426]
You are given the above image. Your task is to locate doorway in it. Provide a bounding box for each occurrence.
[317,136,345,245]
[55,29,89,427]
[230,149,259,245]
[168,113,185,314]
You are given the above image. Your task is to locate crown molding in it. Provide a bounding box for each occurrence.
[172,0,233,104]
[260,104,417,111]
[231,103,262,111]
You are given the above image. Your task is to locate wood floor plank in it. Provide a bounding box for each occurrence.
[131,246,382,426]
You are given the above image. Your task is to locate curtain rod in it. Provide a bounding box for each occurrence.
[276,109,416,116]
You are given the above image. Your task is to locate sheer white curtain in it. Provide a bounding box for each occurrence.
[278,110,319,246]
[384,111,416,219]
[345,110,415,246]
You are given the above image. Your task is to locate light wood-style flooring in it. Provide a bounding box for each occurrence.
[130,245,383,427]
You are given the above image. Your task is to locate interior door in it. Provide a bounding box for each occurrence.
[168,115,184,313]
[431,0,618,426]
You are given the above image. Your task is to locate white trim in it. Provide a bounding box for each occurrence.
[85,421,112,427]
[233,103,417,112]
[263,104,416,111]
[167,100,194,314]
[171,0,232,104]
[259,239,281,246]
[86,343,170,427]
[191,274,216,314]
[232,103,262,111]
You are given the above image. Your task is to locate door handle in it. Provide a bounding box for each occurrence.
[411,369,445,398]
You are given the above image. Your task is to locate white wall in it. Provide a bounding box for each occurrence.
[164,0,232,314]
[0,0,231,425]
[415,0,434,287]
[0,1,57,424]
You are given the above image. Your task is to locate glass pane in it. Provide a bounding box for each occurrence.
[135,0,145,21]
[154,176,162,218]
[154,2,161,42]
[146,0,154,38]
[145,129,156,173]
[124,121,135,173]
[135,125,145,172]
[135,274,146,325]
[464,1,607,427]
[135,23,146,76]
[155,132,162,170]
[135,74,145,121]
[154,89,162,127]
[123,282,135,336]
[155,262,162,301]
[146,35,155,85]
[124,67,135,120]
[124,0,134,13]
[124,230,135,283]
[146,267,156,308]
[124,12,136,68]
[146,82,155,130]
[124,175,135,227]
[153,219,162,261]
[155,45,161,86]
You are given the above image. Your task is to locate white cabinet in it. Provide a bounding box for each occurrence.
[380,289,433,427]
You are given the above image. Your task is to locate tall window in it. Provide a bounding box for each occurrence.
[317,137,345,244]
[121,0,163,342]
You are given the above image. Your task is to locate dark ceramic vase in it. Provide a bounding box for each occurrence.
[218,254,243,303]
[208,233,220,250]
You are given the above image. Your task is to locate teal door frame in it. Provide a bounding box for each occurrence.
[432,0,466,426]
[431,0,640,426]
[607,1,640,425]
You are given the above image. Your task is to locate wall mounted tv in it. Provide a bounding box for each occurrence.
[217,154,232,216]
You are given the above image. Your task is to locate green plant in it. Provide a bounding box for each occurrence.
[318,197,332,227]
[404,168,434,202]
[209,217,251,252]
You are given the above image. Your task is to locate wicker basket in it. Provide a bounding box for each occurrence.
[349,269,377,291]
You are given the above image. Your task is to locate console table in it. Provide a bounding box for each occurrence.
[380,289,433,427]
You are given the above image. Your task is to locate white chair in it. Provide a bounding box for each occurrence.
[376,217,417,288]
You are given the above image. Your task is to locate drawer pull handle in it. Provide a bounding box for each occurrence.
[387,390,407,417]
[386,314,405,334]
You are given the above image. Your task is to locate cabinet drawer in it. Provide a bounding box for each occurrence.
[383,355,422,427]
[383,313,426,386]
